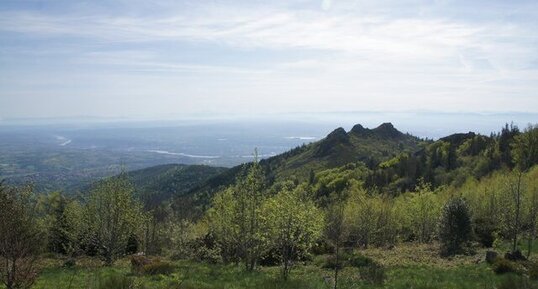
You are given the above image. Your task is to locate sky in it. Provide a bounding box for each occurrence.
[1,0,537,120]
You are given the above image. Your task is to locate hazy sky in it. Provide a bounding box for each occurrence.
[1,0,537,119]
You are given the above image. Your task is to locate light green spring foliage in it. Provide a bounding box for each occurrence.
[84,173,144,265]
[236,160,266,270]
[209,176,323,278]
[393,183,442,243]
[261,185,324,278]
[207,160,267,267]
[207,187,239,262]
[344,189,398,247]
[61,200,84,256]
[457,166,538,248]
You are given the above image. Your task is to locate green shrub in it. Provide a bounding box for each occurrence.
[63,257,76,267]
[493,258,519,274]
[259,247,280,266]
[528,262,538,280]
[474,218,497,247]
[358,261,386,285]
[439,198,472,256]
[348,253,373,268]
[142,261,175,275]
[321,254,341,269]
[131,255,153,274]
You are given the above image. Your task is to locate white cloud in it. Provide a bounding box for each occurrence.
[0,0,537,118]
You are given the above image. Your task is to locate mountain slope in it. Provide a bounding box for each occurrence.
[187,123,423,204]
[119,164,227,207]
[260,122,422,181]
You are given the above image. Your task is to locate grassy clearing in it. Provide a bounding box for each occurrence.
[22,243,538,289]
[30,261,510,289]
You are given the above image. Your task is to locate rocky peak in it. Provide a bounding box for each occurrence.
[372,122,403,138]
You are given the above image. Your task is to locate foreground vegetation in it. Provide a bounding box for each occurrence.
[27,244,535,289]
[9,239,538,289]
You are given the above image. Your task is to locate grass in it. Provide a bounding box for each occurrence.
[29,261,510,289]
[18,243,538,289]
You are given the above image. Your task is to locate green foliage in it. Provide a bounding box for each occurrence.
[321,251,374,269]
[0,183,44,289]
[207,156,267,269]
[497,274,538,289]
[84,173,144,265]
[439,198,472,256]
[394,183,442,243]
[492,258,520,274]
[261,186,324,279]
[127,164,227,210]
[358,260,386,285]
[345,188,398,247]
[141,261,175,276]
[512,125,538,172]
[94,274,137,289]
[528,262,538,280]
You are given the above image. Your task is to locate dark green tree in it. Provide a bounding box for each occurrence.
[438,198,472,256]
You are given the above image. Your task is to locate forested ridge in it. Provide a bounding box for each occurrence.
[1,122,538,289]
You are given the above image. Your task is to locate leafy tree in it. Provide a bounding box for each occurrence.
[438,198,472,256]
[207,152,267,269]
[399,183,441,243]
[325,200,349,289]
[0,183,44,289]
[261,186,323,280]
[84,174,143,265]
[236,154,266,271]
[207,187,239,263]
[525,176,538,258]
[61,200,84,258]
[345,188,397,248]
[512,124,538,172]
[42,193,83,258]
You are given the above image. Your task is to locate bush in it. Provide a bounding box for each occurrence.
[311,239,334,255]
[474,218,497,247]
[187,234,221,264]
[131,255,153,274]
[439,198,472,256]
[130,255,174,275]
[63,258,76,267]
[259,247,280,266]
[142,261,175,275]
[529,262,538,280]
[358,261,386,285]
[348,253,374,268]
[321,254,341,269]
[493,258,519,274]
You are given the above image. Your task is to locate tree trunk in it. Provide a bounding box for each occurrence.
[334,243,339,289]
[513,172,523,252]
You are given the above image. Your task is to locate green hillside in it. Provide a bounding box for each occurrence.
[83,164,228,211]
[187,123,423,205]
[261,122,422,180]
